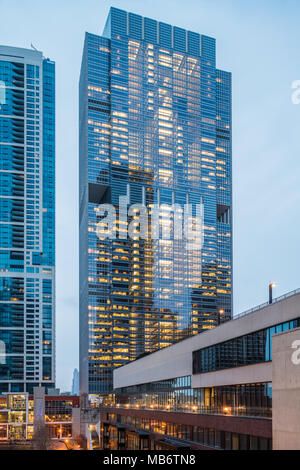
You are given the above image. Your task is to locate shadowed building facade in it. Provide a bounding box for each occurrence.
[79,8,232,395]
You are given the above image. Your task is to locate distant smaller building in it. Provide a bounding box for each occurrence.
[72,369,79,396]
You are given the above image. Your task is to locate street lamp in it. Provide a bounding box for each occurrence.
[269,283,277,304]
[218,309,225,325]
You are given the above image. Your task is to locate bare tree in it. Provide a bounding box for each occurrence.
[32,422,53,450]
[76,434,87,450]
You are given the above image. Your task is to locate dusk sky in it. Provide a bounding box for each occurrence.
[2,0,300,391]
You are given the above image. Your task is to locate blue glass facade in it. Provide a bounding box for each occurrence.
[0,46,55,394]
[193,317,300,373]
[79,8,232,394]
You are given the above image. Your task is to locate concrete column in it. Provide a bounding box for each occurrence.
[272,327,300,450]
[33,387,45,426]
[72,407,81,439]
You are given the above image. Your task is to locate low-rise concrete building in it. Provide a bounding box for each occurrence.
[100,289,300,450]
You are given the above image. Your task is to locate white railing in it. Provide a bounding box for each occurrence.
[234,287,300,320]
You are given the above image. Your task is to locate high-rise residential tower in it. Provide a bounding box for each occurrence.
[0,46,55,394]
[79,8,232,395]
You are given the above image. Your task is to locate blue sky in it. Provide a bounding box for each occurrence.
[2,0,300,391]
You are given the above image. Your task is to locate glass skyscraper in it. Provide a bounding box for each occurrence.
[79,8,232,395]
[0,46,55,394]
